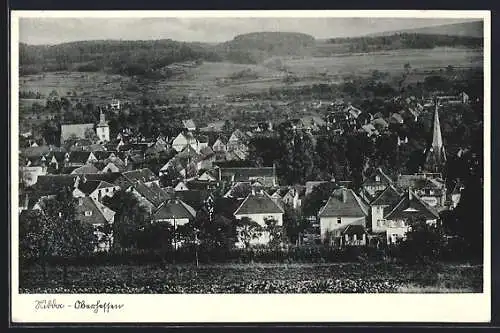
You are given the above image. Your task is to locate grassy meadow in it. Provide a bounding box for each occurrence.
[19,47,483,104]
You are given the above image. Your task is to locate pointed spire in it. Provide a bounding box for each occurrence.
[425,101,447,172]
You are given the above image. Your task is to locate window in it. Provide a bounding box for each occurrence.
[85,211,93,216]
[375,175,381,182]
[337,217,341,224]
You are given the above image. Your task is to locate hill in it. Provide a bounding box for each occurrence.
[368,21,483,38]
[216,32,316,64]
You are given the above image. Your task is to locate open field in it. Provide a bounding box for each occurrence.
[19,47,483,104]
[20,262,482,294]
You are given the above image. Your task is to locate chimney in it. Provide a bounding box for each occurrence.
[78,197,83,206]
[342,189,347,203]
[251,187,256,196]
[408,188,412,200]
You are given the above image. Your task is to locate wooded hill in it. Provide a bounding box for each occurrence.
[19,30,483,76]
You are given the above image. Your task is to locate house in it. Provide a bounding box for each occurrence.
[20,157,47,187]
[45,151,69,171]
[218,166,277,187]
[182,119,197,131]
[359,168,394,202]
[198,169,218,182]
[99,160,126,173]
[127,181,171,212]
[396,174,447,208]
[60,123,95,144]
[32,175,80,196]
[212,137,227,152]
[227,129,249,152]
[383,189,440,244]
[77,178,120,202]
[70,164,101,175]
[174,181,190,192]
[152,199,196,226]
[112,168,160,190]
[317,188,369,245]
[369,185,403,233]
[110,99,121,110]
[390,113,404,125]
[233,190,285,247]
[224,182,255,199]
[75,196,115,252]
[172,131,199,153]
[282,186,306,210]
[67,151,98,167]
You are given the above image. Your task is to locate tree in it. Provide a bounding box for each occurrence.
[398,216,445,264]
[20,187,96,280]
[102,190,149,250]
[235,217,263,249]
[84,128,99,143]
[283,204,306,245]
[264,217,283,249]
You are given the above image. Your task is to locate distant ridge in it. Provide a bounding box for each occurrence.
[367,21,483,38]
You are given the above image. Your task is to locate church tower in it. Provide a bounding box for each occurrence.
[424,101,446,174]
[96,108,110,143]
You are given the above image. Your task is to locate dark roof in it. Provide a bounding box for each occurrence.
[384,190,440,220]
[219,167,275,182]
[175,190,209,211]
[132,182,171,207]
[68,151,94,164]
[93,151,114,160]
[371,185,402,207]
[70,164,100,174]
[84,172,123,184]
[225,182,254,199]
[123,168,158,183]
[342,224,367,236]
[78,180,116,195]
[33,175,78,194]
[153,199,196,220]
[234,191,284,215]
[318,188,369,218]
[362,168,394,187]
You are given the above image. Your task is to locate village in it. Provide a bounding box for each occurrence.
[18,88,472,254]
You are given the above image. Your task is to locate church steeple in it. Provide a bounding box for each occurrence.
[424,101,446,173]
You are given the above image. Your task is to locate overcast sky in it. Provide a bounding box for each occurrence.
[19,17,479,45]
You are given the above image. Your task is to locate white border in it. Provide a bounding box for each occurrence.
[10,10,491,323]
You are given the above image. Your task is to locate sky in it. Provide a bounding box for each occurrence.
[19,17,479,45]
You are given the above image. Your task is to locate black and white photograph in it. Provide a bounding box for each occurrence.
[10,10,490,323]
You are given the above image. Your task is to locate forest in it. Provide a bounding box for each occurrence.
[19,32,483,76]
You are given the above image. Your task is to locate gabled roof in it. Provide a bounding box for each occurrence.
[371,185,402,207]
[305,181,329,195]
[224,182,254,199]
[70,164,100,175]
[397,174,445,190]
[132,181,171,207]
[229,129,248,142]
[68,151,94,164]
[318,188,369,218]
[78,180,116,195]
[362,168,394,187]
[93,151,114,161]
[33,175,78,194]
[123,168,158,183]
[234,191,284,215]
[153,199,196,220]
[175,190,209,211]
[76,197,110,226]
[182,119,196,129]
[84,172,122,184]
[384,190,439,220]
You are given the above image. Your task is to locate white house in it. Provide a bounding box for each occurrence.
[233,190,284,247]
[172,131,200,152]
[317,188,369,245]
